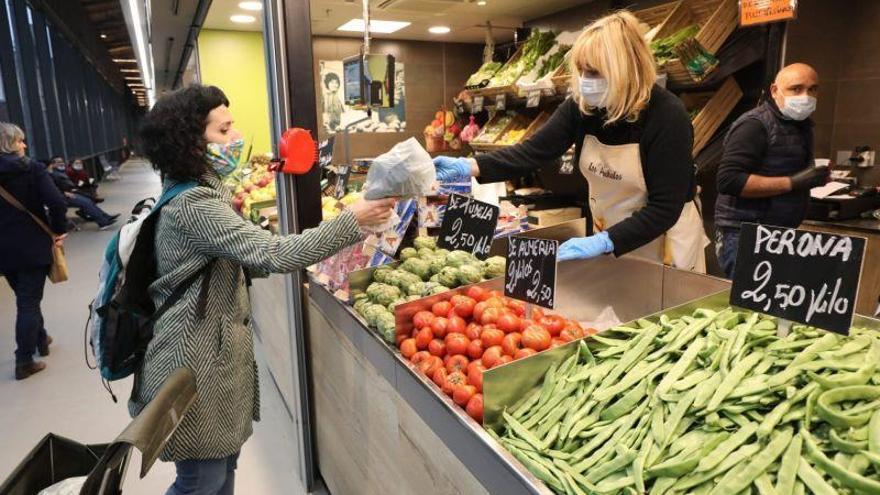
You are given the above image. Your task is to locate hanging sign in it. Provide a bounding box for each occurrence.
[730,223,865,335]
[740,0,798,27]
[496,94,506,111]
[473,96,485,113]
[437,193,500,259]
[504,236,558,309]
[527,90,542,108]
[334,164,351,199]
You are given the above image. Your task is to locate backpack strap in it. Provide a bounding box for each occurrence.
[151,260,215,325]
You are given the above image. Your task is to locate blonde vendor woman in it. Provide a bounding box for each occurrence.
[434,11,709,272]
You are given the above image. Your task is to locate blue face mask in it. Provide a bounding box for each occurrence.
[579,75,608,108]
[206,138,244,177]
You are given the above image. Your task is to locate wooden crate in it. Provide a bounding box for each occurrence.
[690,76,742,155]
[638,0,739,85]
[469,111,520,149]
[635,0,695,42]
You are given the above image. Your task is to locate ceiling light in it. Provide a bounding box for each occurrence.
[100,33,107,39]
[120,68,140,73]
[238,1,262,10]
[230,14,256,23]
[113,58,137,63]
[337,19,411,34]
[477,0,486,5]
[428,26,451,34]
[125,76,141,80]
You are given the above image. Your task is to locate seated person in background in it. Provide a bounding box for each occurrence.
[47,159,119,230]
[64,158,103,202]
[48,157,102,202]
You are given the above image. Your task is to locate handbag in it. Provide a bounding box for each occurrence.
[0,184,69,283]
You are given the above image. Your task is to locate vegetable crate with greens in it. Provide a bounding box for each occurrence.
[491,307,880,494]
[351,236,507,343]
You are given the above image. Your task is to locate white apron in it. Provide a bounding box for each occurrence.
[579,135,709,272]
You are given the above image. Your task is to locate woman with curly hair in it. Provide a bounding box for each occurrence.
[133,84,394,494]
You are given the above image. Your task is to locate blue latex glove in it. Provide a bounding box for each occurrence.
[433,156,472,182]
[557,232,615,261]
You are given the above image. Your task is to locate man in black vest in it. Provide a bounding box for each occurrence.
[714,63,828,277]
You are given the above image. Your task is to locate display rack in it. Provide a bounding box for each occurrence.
[687,76,743,155]
[635,0,739,86]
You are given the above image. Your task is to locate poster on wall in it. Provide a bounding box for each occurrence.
[319,60,407,135]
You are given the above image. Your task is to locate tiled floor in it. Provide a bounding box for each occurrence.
[0,160,308,494]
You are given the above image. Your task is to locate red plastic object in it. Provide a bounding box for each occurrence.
[278,128,318,174]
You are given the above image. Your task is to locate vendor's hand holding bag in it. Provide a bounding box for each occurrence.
[0,185,69,283]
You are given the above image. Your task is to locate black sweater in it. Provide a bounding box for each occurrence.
[475,86,695,256]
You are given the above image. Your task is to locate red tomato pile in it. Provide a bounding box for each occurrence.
[396,286,596,423]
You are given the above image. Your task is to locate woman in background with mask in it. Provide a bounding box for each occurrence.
[135,85,395,494]
[434,11,709,271]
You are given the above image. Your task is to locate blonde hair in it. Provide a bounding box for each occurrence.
[569,11,657,124]
[0,122,24,154]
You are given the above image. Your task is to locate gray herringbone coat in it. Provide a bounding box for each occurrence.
[129,172,361,461]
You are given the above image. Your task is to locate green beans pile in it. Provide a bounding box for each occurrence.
[491,307,880,494]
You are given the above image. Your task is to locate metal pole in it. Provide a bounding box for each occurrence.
[264,0,323,490]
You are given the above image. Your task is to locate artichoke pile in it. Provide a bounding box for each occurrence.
[353,236,507,343]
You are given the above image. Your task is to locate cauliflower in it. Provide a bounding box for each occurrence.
[364,303,391,326]
[429,285,449,295]
[446,250,475,268]
[417,248,436,260]
[406,294,422,302]
[373,265,393,283]
[375,312,397,343]
[395,271,422,290]
[407,281,427,297]
[366,283,402,306]
[482,256,506,279]
[429,256,447,276]
[429,273,441,284]
[387,298,406,312]
[437,266,461,288]
[457,263,483,286]
[383,269,407,288]
[399,247,419,261]
[401,258,431,280]
[434,248,450,259]
[413,236,437,251]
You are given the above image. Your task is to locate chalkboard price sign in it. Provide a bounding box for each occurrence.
[730,223,866,335]
[504,237,559,309]
[437,193,500,259]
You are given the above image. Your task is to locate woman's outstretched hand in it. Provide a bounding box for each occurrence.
[349,198,397,227]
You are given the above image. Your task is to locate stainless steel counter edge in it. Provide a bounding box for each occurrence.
[802,218,880,235]
[308,279,553,495]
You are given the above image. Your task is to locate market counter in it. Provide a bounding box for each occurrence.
[305,256,730,495]
[802,219,880,315]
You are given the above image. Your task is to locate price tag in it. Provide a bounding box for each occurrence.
[318,136,335,168]
[527,90,541,108]
[496,94,506,111]
[473,96,485,113]
[730,223,866,335]
[504,236,558,309]
[334,164,351,199]
[437,193,500,260]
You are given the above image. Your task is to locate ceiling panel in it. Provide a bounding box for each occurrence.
[202,0,589,42]
[203,0,264,32]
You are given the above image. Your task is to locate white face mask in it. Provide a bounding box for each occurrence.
[780,95,817,121]
[72,163,84,170]
[579,75,608,108]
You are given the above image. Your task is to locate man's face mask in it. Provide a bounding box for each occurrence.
[780,95,817,121]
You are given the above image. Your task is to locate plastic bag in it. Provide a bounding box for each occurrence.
[37,476,86,495]
[362,137,436,200]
